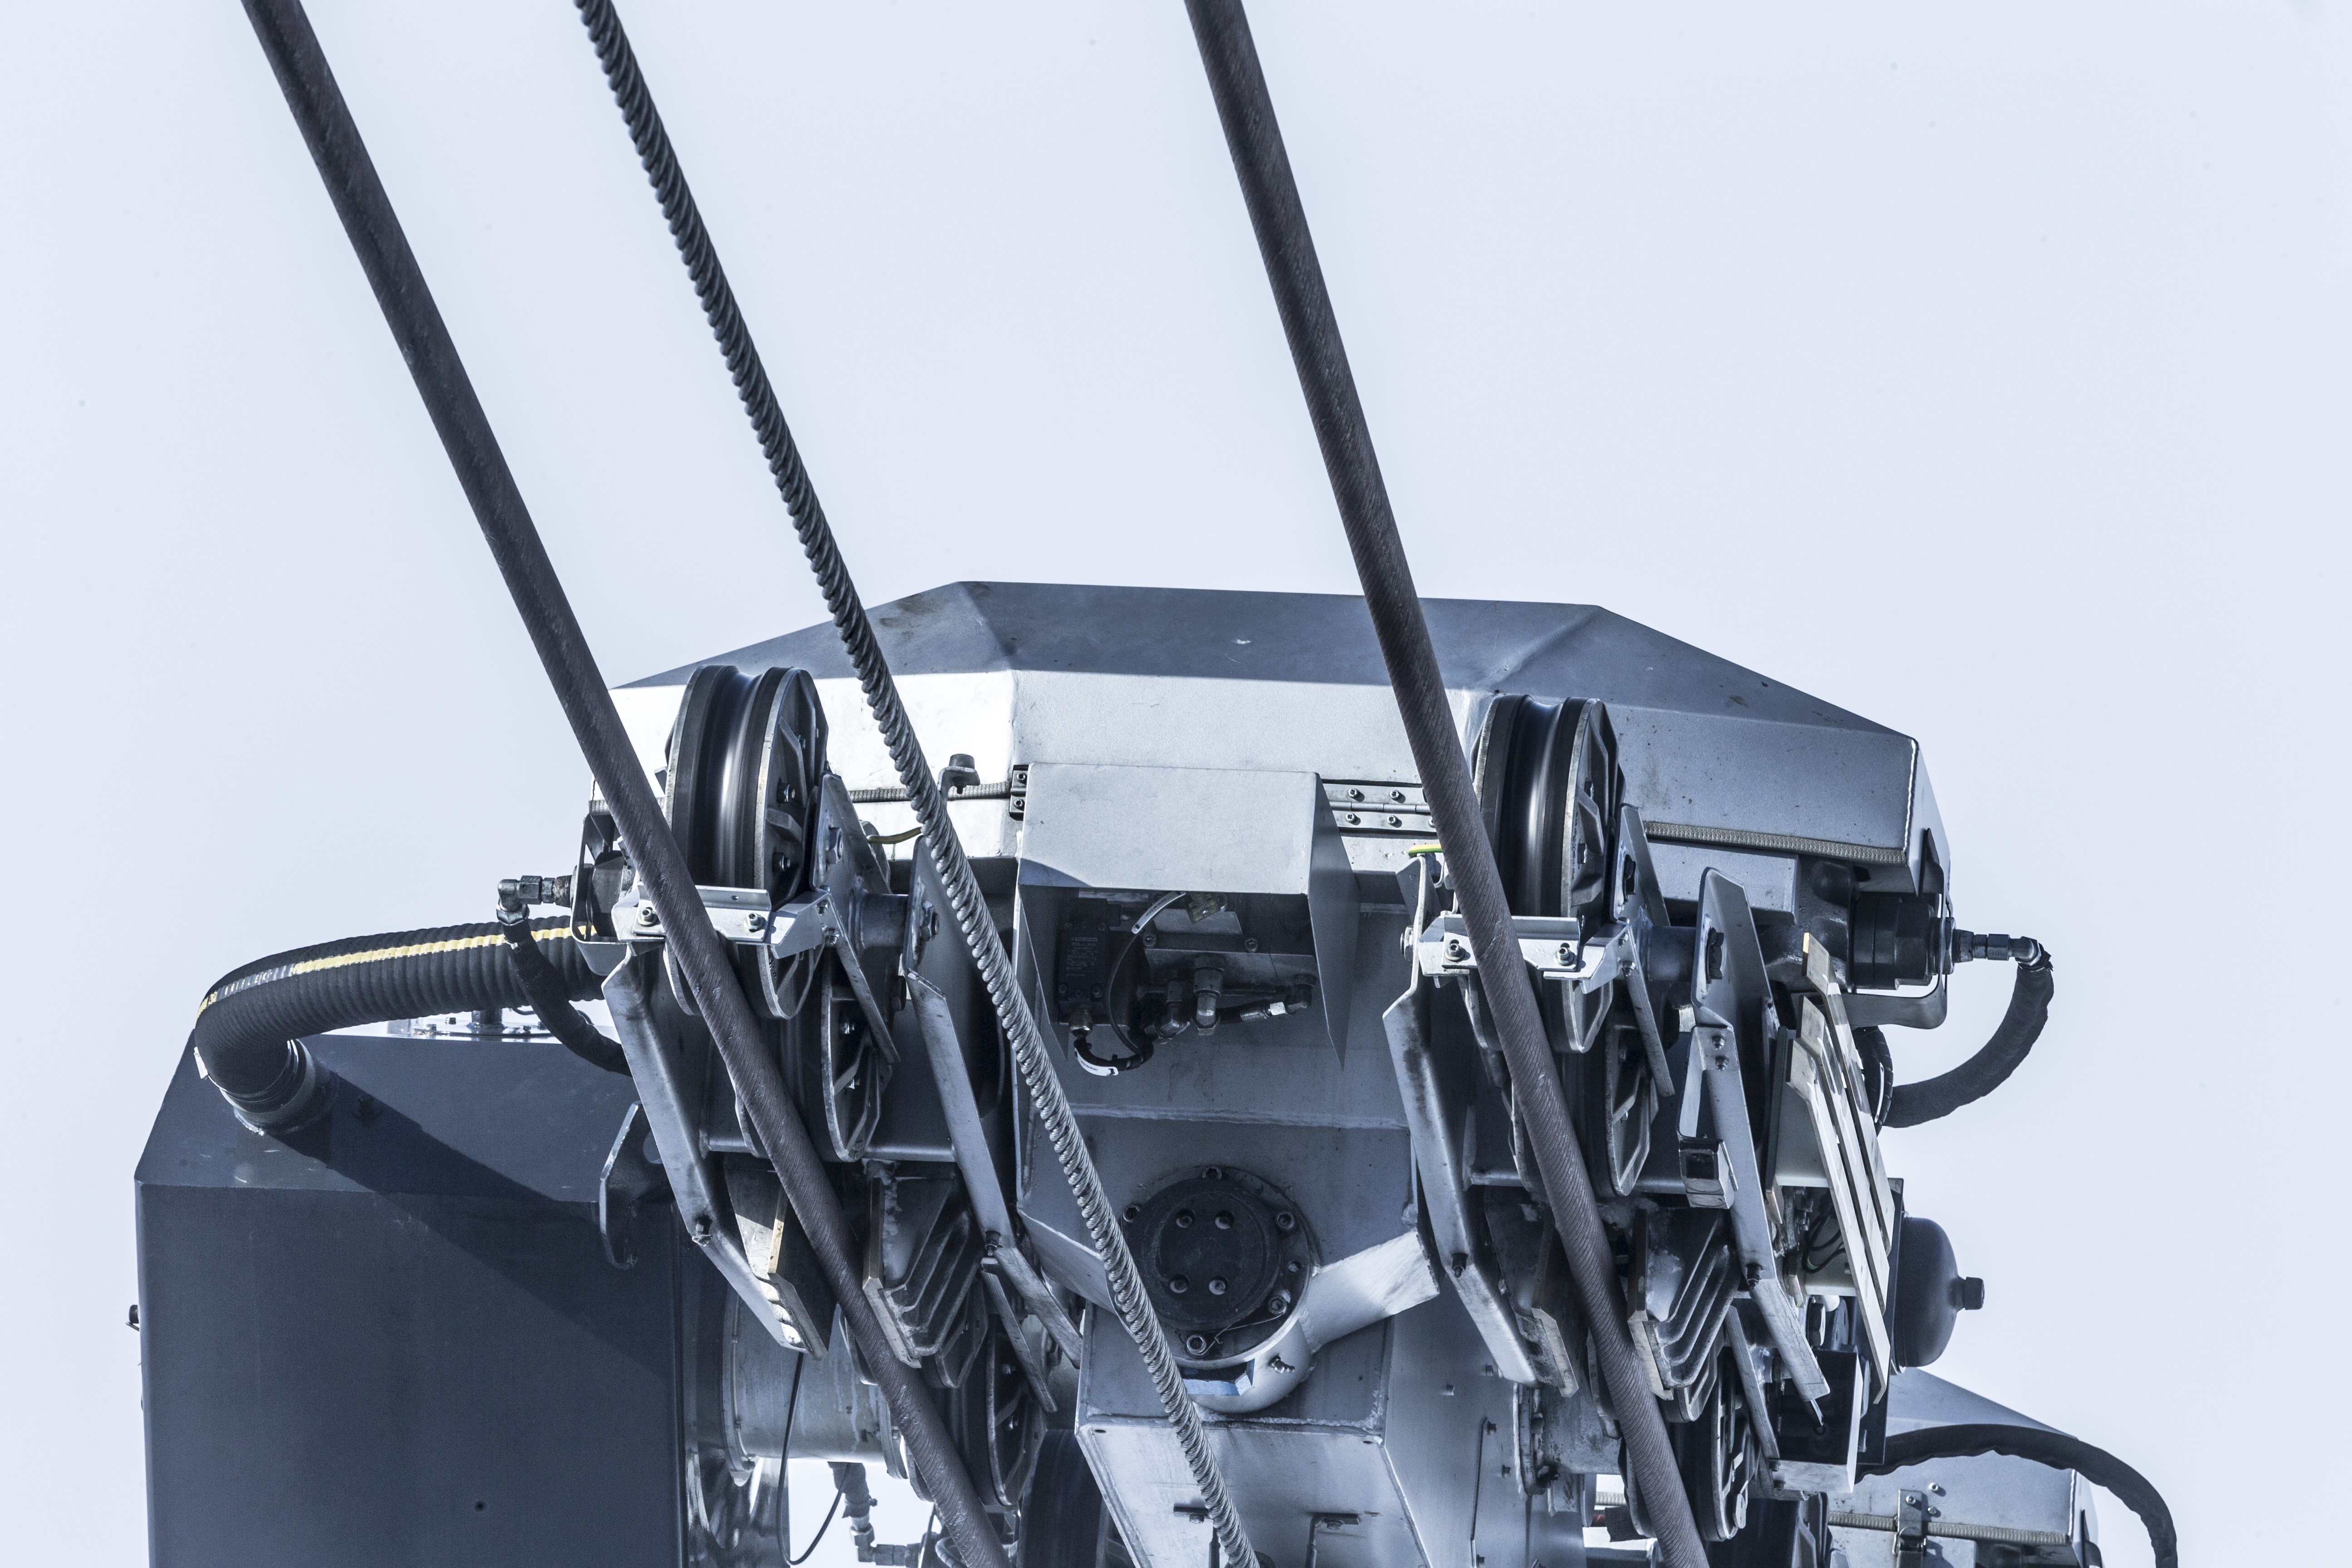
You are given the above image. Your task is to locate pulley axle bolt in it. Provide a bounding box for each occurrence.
[638,905,659,926]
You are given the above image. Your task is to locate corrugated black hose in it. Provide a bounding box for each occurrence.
[190,917,601,1125]
[1883,947,2053,1128]
[1865,1422,2177,1568]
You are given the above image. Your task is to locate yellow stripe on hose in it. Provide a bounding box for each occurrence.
[193,925,571,1020]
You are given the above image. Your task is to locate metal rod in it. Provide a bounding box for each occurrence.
[564,6,1262,1563]
[1178,4,1710,1563]
[230,6,1010,1563]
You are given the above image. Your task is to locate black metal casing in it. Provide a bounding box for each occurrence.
[136,1035,686,1567]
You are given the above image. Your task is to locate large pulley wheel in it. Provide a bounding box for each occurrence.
[664,663,828,899]
[1676,1357,1758,1544]
[662,663,829,1020]
[1473,694,1624,1058]
[1472,693,1622,927]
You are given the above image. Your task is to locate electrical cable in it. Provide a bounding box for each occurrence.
[496,911,630,1075]
[1853,1025,1895,1126]
[232,7,1009,1565]
[788,1492,842,1566]
[1179,4,1709,1563]
[1863,1422,2176,1568]
[568,5,1259,1563]
[1884,949,2053,1128]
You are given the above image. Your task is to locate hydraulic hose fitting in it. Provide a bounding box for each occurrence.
[1950,929,2046,968]
[1191,960,1225,1034]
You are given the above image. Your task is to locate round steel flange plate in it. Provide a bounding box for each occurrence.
[1125,1166,1315,1363]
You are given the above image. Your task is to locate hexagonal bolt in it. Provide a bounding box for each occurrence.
[1185,1334,1210,1355]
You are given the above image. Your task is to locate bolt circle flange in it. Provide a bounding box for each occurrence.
[1125,1165,1315,1365]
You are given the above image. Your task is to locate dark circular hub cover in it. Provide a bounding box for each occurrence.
[1128,1168,1313,1354]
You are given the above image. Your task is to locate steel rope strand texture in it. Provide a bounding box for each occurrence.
[229,5,1010,1563]
[1176,4,1711,1564]
[564,4,1263,1563]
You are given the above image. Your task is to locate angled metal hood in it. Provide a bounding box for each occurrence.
[616,583,1945,893]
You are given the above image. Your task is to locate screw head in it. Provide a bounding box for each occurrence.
[1174,1209,1195,1229]
[1275,1211,1296,1232]
[1214,1211,1234,1230]
[1168,1274,1189,1294]
[637,905,659,926]
[1123,1203,1142,1224]
[1208,1277,1227,1296]
[1185,1333,1209,1355]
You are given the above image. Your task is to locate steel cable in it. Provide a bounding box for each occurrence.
[234,5,1009,1564]
[1178,4,1710,1565]
[568,5,1259,1564]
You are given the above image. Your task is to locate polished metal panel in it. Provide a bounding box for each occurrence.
[620,583,1946,895]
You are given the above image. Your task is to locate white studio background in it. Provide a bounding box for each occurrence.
[4,5,2344,1565]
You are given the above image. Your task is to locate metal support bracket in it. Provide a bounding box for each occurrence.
[1692,871,1831,1401]
[1416,910,1589,981]
[603,953,830,1352]
[598,1101,671,1270]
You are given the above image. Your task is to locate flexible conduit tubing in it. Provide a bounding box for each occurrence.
[1866,1424,2177,1568]
[191,918,600,1119]
[565,7,1260,1563]
[230,7,1009,1563]
[1178,5,1710,1565]
[1885,952,2054,1128]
